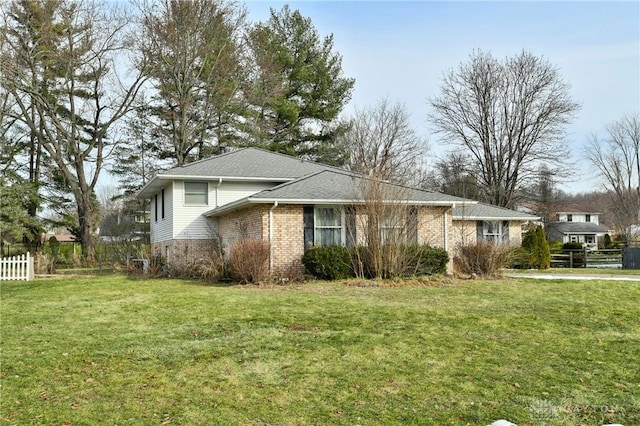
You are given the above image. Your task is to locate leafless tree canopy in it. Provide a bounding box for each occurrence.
[137,0,247,166]
[1,0,146,259]
[429,50,580,208]
[585,113,640,243]
[341,98,428,185]
[430,151,479,199]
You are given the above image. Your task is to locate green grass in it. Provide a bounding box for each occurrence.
[1,276,638,425]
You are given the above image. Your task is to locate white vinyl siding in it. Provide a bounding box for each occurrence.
[174,181,215,239]
[151,183,173,243]
[216,181,278,207]
[558,213,600,225]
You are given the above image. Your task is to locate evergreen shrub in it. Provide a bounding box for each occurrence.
[302,246,353,280]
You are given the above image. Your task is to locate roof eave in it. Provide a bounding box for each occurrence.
[204,198,462,217]
[453,216,541,221]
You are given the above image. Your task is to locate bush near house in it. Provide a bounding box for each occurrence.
[518,225,551,269]
[228,239,270,284]
[302,246,353,280]
[303,245,448,281]
[562,242,584,250]
[454,241,511,277]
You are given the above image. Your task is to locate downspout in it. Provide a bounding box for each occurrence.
[269,201,279,274]
[443,207,450,252]
[215,178,223,207]
[444,206,451,275]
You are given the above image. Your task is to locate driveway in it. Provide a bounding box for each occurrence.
[504,271,640,281]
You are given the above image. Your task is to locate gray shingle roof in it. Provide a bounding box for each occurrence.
[161,147,337,179]
[205,170,471,216]
[453,203,540,221]
[547,221,610,234]
[138,147,341,198]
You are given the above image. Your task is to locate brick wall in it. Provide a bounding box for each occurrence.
[451,220,525,249]
[151,239,219,266]
[270,205,305,276]
[453,220,477,248]
[217,205,268,254]
[417,206,451,249]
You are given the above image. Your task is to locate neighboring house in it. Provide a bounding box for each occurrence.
[137,148,539,275]
[452,203,539,247]
[99,208,150,243]
[546,211,610,250]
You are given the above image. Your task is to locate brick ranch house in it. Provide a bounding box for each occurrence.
[137,148,538,275]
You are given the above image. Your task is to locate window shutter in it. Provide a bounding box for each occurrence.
[502,221,510,244]
[303,206,314,249]
[476,221,483,241]
[346,206,356,248]
[408,207,418,244]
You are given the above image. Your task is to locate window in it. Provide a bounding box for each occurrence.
[482,221,502,242]
[161,189,165,219]
[379,208,417,244]
[585,235,595,244]
[585,214,591,223]
[477,220,509,245]
[567,214,573,222]
[184,182,208,205]
[315,207,342,246]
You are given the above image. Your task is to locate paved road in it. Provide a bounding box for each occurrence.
[504,272,640,281]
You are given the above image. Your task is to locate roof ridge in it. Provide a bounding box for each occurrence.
[164,146,348,174]
[163,147,249,172]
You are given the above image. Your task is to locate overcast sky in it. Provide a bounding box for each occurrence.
[247,1,640,194]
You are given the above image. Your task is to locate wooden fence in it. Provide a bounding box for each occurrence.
[0,252,34,281]
[551,249,622,269]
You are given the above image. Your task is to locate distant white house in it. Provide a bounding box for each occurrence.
[546,211,610,250]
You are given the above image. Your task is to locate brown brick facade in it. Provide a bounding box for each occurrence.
[270,205,305,276]
[151,239,219,266]
[155,204,461,277]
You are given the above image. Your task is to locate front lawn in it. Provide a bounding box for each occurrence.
[1,276,638,425]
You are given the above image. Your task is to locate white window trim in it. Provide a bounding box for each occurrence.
[314,206,345,246]
[184,181,209,206]
[482,220,503,243]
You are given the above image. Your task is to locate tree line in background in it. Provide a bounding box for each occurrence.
[0,0,638,262]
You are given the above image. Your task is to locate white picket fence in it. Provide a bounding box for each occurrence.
[0,252,35,281]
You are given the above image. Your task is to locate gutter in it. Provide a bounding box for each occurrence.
[269,201,279,275]
[215,178,223,207]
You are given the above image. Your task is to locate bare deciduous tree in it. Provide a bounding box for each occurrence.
[1,0,146,260]
[429,50,580,208]
[137,0,247,165]
[430,151,479,199]
[341,99,428,185]
[585,113,640,244]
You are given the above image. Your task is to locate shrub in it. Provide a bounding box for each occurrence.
[228,239,270,284]
[146,255,168,277]
[302,246,353,280]
[403,245,449,276]
[548,240,563,253]
[454,241,511,277]
[520,225,550,269]
[352,244,448,279]
[562,242,583,250]
[509,247,532,269]
[170,250,225,282]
